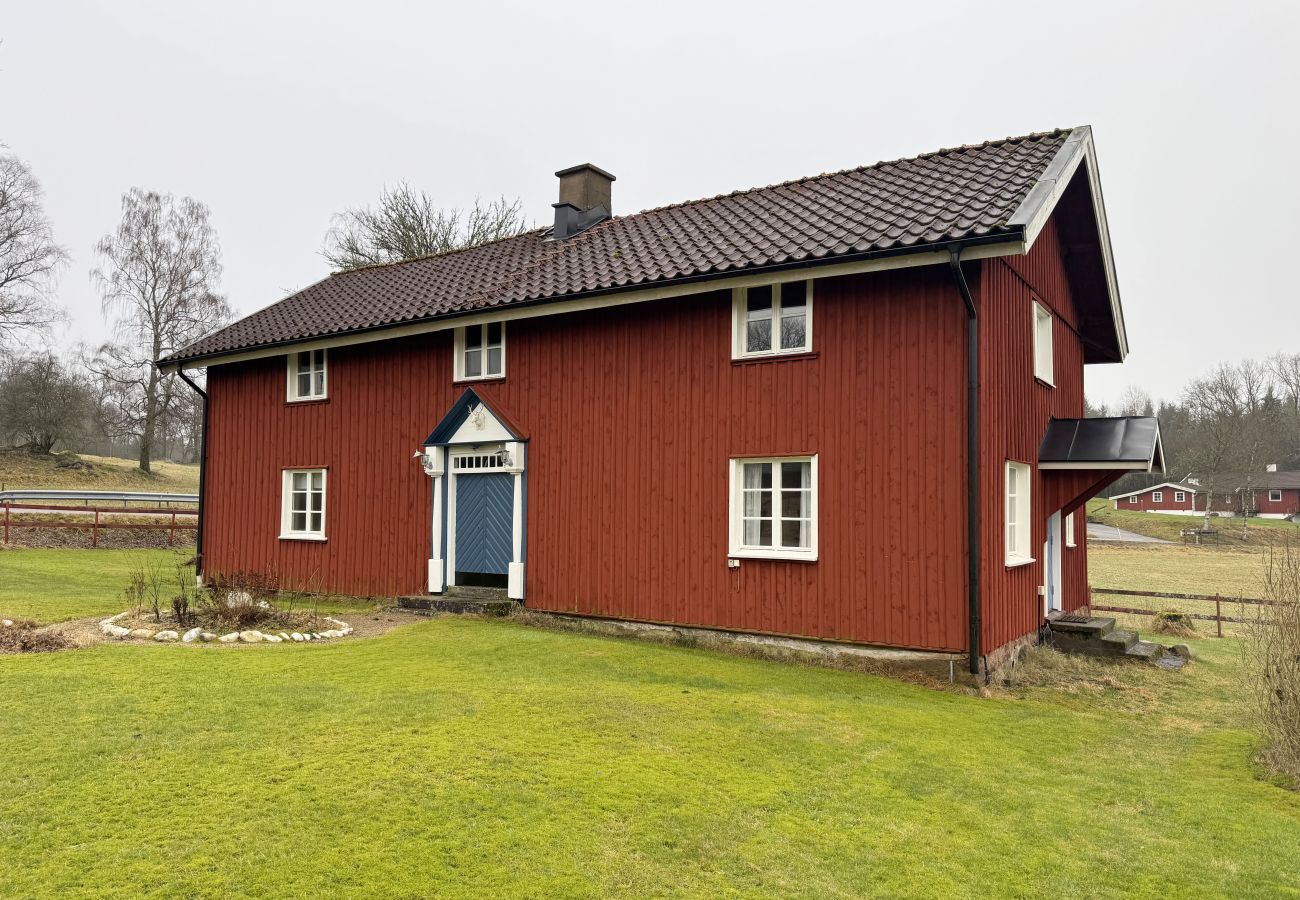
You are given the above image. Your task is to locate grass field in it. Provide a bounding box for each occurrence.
[0,449,200,495]
[1086,497,1300,547]
[1,549,1299,896]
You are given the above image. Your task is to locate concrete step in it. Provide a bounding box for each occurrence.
[1048,616,1116,639]
[1125,640,1163,661]
[1100,629,1139,653]
[396,595,518,616]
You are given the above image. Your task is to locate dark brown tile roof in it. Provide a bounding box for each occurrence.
[164,128,1072,365]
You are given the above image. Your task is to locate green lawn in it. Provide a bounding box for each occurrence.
[1,553,1298,896]
[0,548,192,622]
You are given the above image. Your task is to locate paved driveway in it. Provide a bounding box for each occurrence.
[1086,522,1171,543]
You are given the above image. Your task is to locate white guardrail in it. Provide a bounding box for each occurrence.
[0,490,199,505]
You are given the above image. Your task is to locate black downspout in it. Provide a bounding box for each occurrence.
[948,248,981,677]
[175,368,208,582]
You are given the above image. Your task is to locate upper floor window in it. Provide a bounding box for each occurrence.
[287,349,327,401]
[280,468,326,540]
[728,456,817,560]
[1032,300,1054,386]
[732,280,812,359]
[455,322,505,381]
[1005,460,1032,566]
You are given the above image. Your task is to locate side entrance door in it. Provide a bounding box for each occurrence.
[453,472,514,588]
[1043,510,1063,614]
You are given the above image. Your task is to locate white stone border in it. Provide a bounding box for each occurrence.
[99,612,354,644]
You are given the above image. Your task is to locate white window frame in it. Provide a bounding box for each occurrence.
[454,322,506,381]
[1032,300,1054,386]
[1065,511,1077,548]
[1129,496,1138,505]
[280,468,327,541]
[1152,491,1163,503]
[1269,489,1283,503]
[731,280,813,360]
[1174,491,1186,503]
[286,349,327,401]
[727,455,818,561]
[1005,460,1034,567]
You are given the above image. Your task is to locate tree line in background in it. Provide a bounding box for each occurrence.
[0,143,528,473]
[1093,355,1300,498]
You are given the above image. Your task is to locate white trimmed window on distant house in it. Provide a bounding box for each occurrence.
[287,349,327,401]
[280,469,326,540]
[1270,489,1283,503]
[1005,461,1032,566]
[455,322,505,381]
[1152,491,1163,502]
[1032,299,1054,385]
[728,456,817,560]
[732,280,812,359]
[1175,491,1186,503]
[1129,496,1138,504]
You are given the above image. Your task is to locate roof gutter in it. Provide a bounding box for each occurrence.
[947,246,982,678]
[175,368,208,582]
[159,231,1025,371]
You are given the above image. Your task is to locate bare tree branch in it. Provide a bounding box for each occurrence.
[322,184,529,270]
[0,151,67,344]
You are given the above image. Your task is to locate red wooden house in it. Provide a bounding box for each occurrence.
[1115,470,1300,518]
[160,127,1162,674]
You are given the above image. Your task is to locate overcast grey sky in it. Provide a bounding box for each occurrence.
[2,0,1296,405]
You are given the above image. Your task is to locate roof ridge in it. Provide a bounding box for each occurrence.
[620,128,1076,220]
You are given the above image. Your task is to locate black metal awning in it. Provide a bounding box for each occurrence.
[1038,416,1165,472]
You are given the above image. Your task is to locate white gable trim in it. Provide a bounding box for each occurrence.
[1108,481,1197,501]
[446,402,515,444]
[1007,125,1127,361]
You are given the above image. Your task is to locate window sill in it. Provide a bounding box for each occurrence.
[285,397,329,406]
[453,375,506,385]
[728,550,818,563]
[1033,376,1055,389]
[1005,555,1036,569]
[732,351,818,366]
[279,534,328,542]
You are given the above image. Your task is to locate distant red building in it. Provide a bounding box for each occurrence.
[1112,471,1300,518]
[160,127,1160,674]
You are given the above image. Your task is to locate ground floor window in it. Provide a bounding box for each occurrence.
[1270,489,1283,503]
[728,456,817,560]
[1005,461,1032,566]
[280,468,326,540]
[1175,491,1186,503]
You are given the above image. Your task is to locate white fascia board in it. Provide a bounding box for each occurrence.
[161,240,1024,372]
[1006,125,1128,362]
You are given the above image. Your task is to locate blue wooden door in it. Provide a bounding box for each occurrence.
[455,473,513,583]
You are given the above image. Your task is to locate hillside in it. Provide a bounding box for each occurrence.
[0,450,200,495]
[1085,497,1300,548]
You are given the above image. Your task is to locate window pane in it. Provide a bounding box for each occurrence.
[310,512,322,533]
[743,463,772,490]
[745,286,773,353]
[758,519,772,547]
[744,518,763,545]
[313,368,325,395]
[292,492,306,512]
[310,491,323,512]
[464,348,482,378]
[298,372,312,397]
[781,519,809,549]
[297,351,311,374]
[743,490,764,518]
[293,472,307,491]
[781,490,807,518]
[310,471,323,491]
[292,511,307,531]
[464,326,483,349]
[487,347,503,375]
[779,311,806,350]
[781,461,808,490]
[486,321,502,346]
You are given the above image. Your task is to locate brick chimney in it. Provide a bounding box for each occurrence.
[552,164,615,240]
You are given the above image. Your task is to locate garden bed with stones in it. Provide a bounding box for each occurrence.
[99,611,354,645]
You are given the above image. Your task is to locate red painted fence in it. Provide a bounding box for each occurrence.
[1,503,197,547]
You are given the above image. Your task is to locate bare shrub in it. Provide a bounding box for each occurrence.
[1152,610,1197,638]
[1241,544,1300,784]
[0,619,72,654]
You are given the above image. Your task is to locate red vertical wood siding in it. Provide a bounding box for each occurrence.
[1119,486,1195,512]
[977,217,1091,651]
[204,266,970,651]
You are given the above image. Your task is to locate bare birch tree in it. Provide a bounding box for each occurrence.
[88,189,230,473]
[323,184,529,269]
[0,151,67,344]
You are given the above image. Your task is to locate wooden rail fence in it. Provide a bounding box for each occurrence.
[1,502,197,547]
[1089,586,1275,637]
